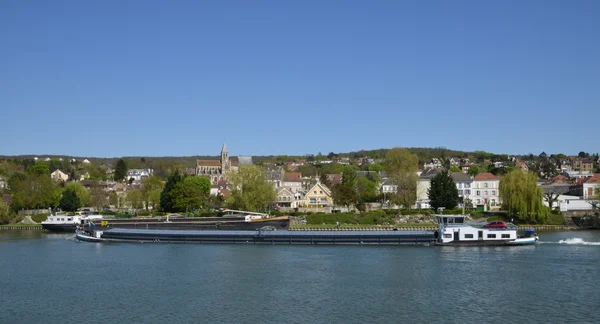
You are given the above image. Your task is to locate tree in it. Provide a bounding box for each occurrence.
[449,166,461,173]
[11,173,60,211]
[142,176,165,211]
[59,188,81,212]
[542,186,569,210]
[160,170,183,212]
[384,148,419,209]
[332,183,358,209]
[319,173,332,189]
[356,175,380,203]
[64,182,91,206]
[578,151,589,158]
[29,161,50,175]
[468,166,481,177]
[126,189,144,210]
[114,159,128,182]
[327,152,336,159]
[89,186,108,212]
[500,170,548,223]
[0,200,13,225]
[428,170,459,210]
[226,165,276,212]
[170,176,211,212]
[109,191,119,208]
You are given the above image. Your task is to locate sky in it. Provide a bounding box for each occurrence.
[1,0,599,158]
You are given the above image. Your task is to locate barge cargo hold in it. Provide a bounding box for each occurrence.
[76,228,436,245]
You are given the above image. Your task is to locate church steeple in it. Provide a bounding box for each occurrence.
[221,142,229,170]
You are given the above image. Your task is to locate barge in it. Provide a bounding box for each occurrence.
[76,228,435,245]
[434,215,539,246]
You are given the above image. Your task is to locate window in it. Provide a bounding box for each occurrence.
[475,183,479,189]
[314,191,317,194]
[476,191,480,196]
[487,234,497,238]
[443,234,452,238]
[501,234,510,239]
[484,190,488,196]
[465,190,471,195]
[491,190,496,196]
[465,234,474,239]
[319,190,323,194]
[67,218,72,221]
[476,199,481,204]
[458,183,463,188]
[491,199,496,206]
[465,183,470,188]
[484,183,488,188]
[458,190,463,195]
[310,198,316,203]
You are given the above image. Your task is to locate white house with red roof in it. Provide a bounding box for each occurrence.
[472,173,500,211]
[583,174,600,199]
[282,172,303,193]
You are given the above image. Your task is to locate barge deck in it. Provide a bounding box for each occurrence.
[77,228,435,245]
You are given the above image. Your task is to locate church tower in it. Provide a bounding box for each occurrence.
[221,142,229,171]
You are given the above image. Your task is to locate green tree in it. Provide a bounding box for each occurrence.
[500,170,548,223]
[171,176,211,212]
[114,159,128,182]
[332,183,358,209]
[0,200,13,224]
[160,170,183,212]
[29,161,50,175]
[126,189,144,210]
[384,148,419,209]
[449,166,461,173]
[142,176,165,211]
[11,173,60,211]
[64,182,91,206]
[226,165,276,212]
[89,186,108,212]
[428,170,459,210]
[59,188,81,212]
[356,175,380,203]
[468,166,481,177]
[109,191,119,208]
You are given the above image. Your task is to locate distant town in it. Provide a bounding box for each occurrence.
[0,143,599,226]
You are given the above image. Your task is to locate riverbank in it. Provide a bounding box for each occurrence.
[0,224,44,230]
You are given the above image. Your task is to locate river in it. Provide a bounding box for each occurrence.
[1,230,599,324]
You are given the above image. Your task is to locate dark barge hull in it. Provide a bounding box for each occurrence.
[77,228,436,245]
[41,224,78,232]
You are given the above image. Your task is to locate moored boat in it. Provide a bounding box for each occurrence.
[434,215,539,246]
[41,212,103,232]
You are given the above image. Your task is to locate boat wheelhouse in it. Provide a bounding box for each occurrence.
[435,215,538,246]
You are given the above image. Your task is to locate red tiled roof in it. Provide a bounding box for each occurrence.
[585,174,600,184]
[197,160,220,167]
[327,173,343,185]
[283,172,302,182]
[474,172,498,180]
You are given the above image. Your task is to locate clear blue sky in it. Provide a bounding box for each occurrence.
[1,0,599,158]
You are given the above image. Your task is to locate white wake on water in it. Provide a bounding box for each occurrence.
[542,238,600,246]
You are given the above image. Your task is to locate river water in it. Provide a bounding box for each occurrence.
[1,230,599,324]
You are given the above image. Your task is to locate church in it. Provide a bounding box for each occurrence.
[196,143,252,184]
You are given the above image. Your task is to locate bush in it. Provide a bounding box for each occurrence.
[31,214,49,223]
[545,212,565,225]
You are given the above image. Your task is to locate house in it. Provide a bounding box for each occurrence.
[50,169,69,181]
[551,175,570,184]
[583,174,600,199]
[79,172,90,181]
[275,187,301,210]
[44,157,51,162]
[581,159,594,173]
[447,157,461,167]
[282,172,303,193]
[186,167,196,176]
[471,173,500,211]
[515,158,529,173]
[265,167,284,189]
[0,177,5,189]
[301,182,333,207]
[416,168,443,209]
[326,174,343,187]
[82,159,91,164]
[380,178,398,194]
[451,172,473,203]
[423,158,442,169]
[126,168,154,181]
[563,170,594,180]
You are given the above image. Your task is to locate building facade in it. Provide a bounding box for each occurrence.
[471,173,500,211]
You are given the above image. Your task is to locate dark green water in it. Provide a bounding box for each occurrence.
[1,231,599,324]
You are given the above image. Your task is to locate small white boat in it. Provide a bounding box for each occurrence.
[434,214,539,246]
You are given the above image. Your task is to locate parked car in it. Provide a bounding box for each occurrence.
[483,221,507,229]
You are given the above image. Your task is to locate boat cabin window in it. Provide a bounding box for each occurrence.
[487,234,496,238]
[443,234,452,238]
[464,234,474,239]
[440,217,465,224]
[501,234,510,238]
[67,218,72,221]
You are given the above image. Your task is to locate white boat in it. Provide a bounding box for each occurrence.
[434,215,539,246]
[41,211,103,233]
